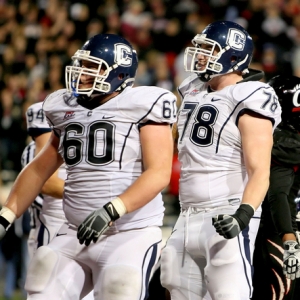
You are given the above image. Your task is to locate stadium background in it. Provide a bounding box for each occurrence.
[1,0,300,299]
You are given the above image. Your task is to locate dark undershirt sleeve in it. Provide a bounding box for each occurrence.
[288,172,300,232]
[267,165,295,237]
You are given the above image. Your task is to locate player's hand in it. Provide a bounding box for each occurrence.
[212,204,255,239]
[0,207,16,240]
[283,240,300,280]
[77,202,120,246]
[212,215,241,239]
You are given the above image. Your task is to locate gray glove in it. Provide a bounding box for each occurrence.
[283,240,300,280]
[77,202,120,246]
[212,204,254,239]
[212,215,241,239]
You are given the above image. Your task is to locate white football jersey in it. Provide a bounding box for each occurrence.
[26,102,52,137]
[26,102,66,220]
[177,74,282,208]
[43,86,177,230]
[21,141,43,228]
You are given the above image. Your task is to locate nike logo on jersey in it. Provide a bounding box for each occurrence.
[56,233,67,236]
[102,115,115,119]
[211,98,222,102]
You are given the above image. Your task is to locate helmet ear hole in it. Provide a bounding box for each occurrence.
[231,56,237,63]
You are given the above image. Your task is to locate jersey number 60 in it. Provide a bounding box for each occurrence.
[63,121,115,166]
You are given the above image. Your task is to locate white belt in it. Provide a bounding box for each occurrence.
[182,207,215,247]
[181,202,240,247]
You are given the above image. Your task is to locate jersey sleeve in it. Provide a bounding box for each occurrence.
[231,81,282,129]
[121,86,178,125]
[26,102,51,138]
[42,89,71,137]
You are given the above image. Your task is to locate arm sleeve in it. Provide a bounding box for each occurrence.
[272,127,300,166]
[267,165,295,237]
[288,172,300,232]
[231,82,282,129]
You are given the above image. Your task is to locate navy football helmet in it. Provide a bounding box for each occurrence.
[268,75,300,132]
[184,20,254,82]
[65,34,138,97]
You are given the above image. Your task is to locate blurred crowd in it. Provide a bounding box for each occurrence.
[1,0,300,297]
[1,0,300,178]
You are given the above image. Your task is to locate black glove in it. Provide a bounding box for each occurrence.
[0,207,16,240]
[77,202,120,246]
[0,216,10,240]
[212,204,255,239]
[283,240,300,280]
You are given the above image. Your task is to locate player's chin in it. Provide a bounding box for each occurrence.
[195,64,205,72]
[78,83,93,89]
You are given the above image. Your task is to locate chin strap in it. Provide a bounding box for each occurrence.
[199,68,265,83]
[198,73,212,82]
[239,68,265,82]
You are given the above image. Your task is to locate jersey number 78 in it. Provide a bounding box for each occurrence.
[179,103,219,147]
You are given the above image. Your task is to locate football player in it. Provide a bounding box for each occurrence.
[20,140,43,259]
[21,102,94,300]
[0,33,177,299]
[252,75,300,300]
[160,20,282,300]
[21,102,65,259]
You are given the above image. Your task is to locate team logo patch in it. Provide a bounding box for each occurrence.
[114,43,132,66]
[292,84,300,108]
[226,28,246,51]
[63,111,75,120]
[189,89,200,96]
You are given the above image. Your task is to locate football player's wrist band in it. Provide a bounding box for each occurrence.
[244,203,255,213]
[111,197,127,217]
[0,206,16,230]
[234,204,255,231]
